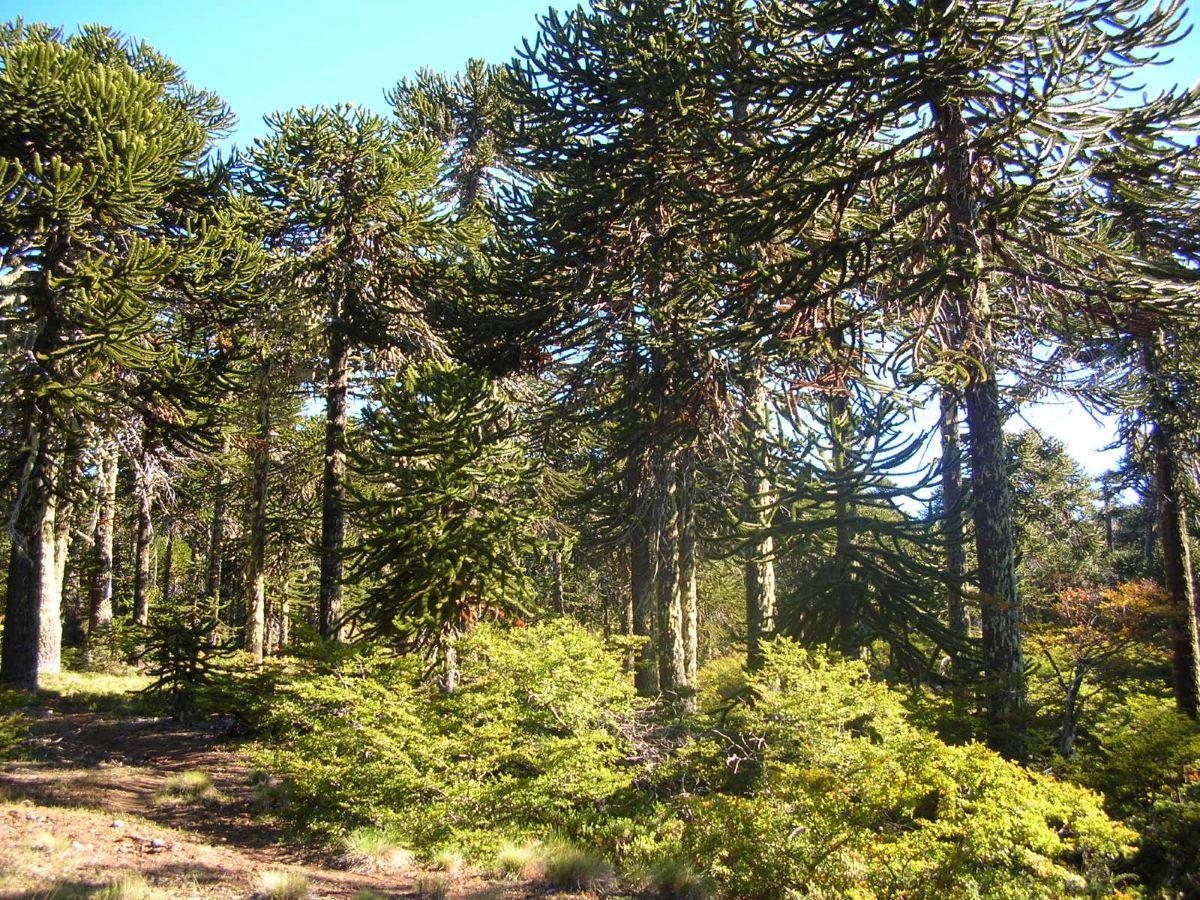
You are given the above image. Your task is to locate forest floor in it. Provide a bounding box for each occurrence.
[0,673,590,899]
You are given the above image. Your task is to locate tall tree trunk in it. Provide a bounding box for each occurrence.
[1145,335,1200,717]
[247,374,271,665]
[160,517,174,607]
[277,580,291,652]
[623,548,636,673]
[964,369,1025,755]
[550,549,565,614]
[629,454,659,696]
[204,442,228,633]
[1143,478,1158,572]
[62,446,100,649]
[86,441,119,664]
[655,457,688,701]
[678,462,699,683]
[743,372,777,671]
[439,633,460,694]
[1101,476,1114,556]
[828,349,858,653]
[2,408,60,689]
[935,96,1025,759]
[48,444,84,673]
[319,313,350,642]
[132,451,154,627]
[940,387,969,662]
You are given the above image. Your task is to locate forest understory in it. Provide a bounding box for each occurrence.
[4,0,1200,896]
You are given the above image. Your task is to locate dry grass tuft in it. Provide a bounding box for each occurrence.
[155,770,219,804]
[255,869,310,899]
[339,826,414,872]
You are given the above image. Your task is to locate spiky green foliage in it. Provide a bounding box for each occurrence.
[0,22,261,688]
[136,604,235,719]
[245,103,463,639]
[348,362,547,652]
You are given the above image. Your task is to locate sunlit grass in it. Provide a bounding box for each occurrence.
[339,826,413,872]
[495,838,545,879]
[155,770,220,804]
[38,669,155,715]
[415,873,451,899]
[255,869,310,899]
[91,874,157,899]
[541,841,613,891]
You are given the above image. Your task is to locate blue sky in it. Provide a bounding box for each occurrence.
[9,0,556,143]
[8,0,1200,476]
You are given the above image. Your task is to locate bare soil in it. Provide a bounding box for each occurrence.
[0,699,575,899]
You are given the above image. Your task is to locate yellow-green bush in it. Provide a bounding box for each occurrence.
[680,641,1135,899]
[256,620,649,856]
[256,628,1139,896]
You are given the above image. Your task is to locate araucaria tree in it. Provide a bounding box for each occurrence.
[0,23,253,688]
[732,0,1192,757]
[246,106,455,641]
[348,361,547,690]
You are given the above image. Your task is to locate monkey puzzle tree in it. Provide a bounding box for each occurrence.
[0,23,254,688]
[348,361,547,690]
[245,106,456,641]
[496,0,769,703]
[734,0,1192,757]
[389,58,519,217]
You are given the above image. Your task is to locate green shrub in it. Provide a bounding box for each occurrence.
[1067,692,1200,895]
[680,640,1135,899]
[0,711,28,761]
[256,620,646,856]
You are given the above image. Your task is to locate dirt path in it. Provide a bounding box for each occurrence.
[0,704,537,899]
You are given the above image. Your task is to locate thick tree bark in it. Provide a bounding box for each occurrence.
[319,313,350,642]
[132,451,154,627]
[629,454,659,696]
[965,369,1025,755]
[277,584,290,652]
[85,441,119,664]
[1143,479,1159,572]
[623,550,636,673]
[550,549,565,615]
[677,462,699,684]
[439,636,460,694]
[828,356,858,654]
[247,377,271,665]
[160,518,174,607]
[47,444,85,672]
[1102,477,1114,556]
[1145,336,1200,717]
[655,458,688,702]
[743,372,777,671]
[204,444,228,630]
[940,388,969,660]
[934,96,1026,758]
[2,410,60,689]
